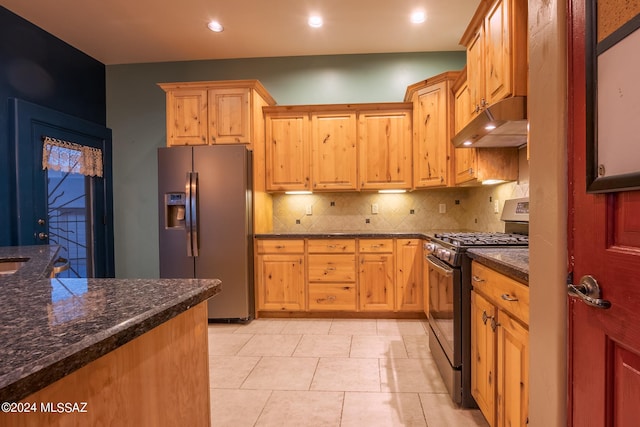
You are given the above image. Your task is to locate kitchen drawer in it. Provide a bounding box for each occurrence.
[308,283,357,311]
[358,239,393,253]
[256,239,305,254]
[471,261,529,325]
[308,254,356,282]
[307,239,356,253]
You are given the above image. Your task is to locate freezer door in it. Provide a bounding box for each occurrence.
[193,145,254,320]
[158,146,195,278]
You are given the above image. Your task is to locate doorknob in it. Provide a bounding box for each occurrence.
[568,275,612,309]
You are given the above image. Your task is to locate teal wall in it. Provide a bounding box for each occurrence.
[106,52,466,278]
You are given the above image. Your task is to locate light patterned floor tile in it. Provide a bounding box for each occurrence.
[350,335,408,358]
[210,388,272,427]
[232,319,289,334]
[242,356,318,390]
[208,333,253,356]
[208,323,241,334]
[380,358,448,393]
[293,334,352,357]
[403,335,431,359]
[328,319,377,335]
[420,393,490,427]
[255,391,344,427]
[237,334,302,356]
[310,357,380,392]
[376,319,429,336]
[209,356,260,389]
[280,319,333,335]
[341,392,427,427]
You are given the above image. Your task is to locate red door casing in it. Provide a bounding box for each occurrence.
[568,0,640,425]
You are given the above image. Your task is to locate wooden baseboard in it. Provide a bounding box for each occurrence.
[257,310,428,319]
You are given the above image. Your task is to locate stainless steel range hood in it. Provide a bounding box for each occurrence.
[452,96,528,148]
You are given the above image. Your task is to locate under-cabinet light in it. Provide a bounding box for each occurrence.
[285,191,313,195]
[378,189,407,194]
[481,180,506,185]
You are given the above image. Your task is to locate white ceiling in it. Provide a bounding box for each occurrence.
[0,0,480,65]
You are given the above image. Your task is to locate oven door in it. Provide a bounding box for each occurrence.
[427,254,462,367]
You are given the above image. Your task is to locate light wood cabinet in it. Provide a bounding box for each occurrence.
[264,112,310,191]
[358,109,413,190]
[405,72,459,188]
[255,239,306,311]
[454,147,519,186]
[159,80,275,148]
[311,112,358,191]
[308,239,357,311]
[460,0,528,125]
[471,261,529,427]
[395,239,423,311]
[358,239,394,311]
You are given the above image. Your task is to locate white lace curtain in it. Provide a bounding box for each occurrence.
[42,136,103,177]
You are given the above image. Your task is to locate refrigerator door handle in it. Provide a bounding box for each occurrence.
[185,172,193,257]
[190,171,199,257]
[185,171,199,257]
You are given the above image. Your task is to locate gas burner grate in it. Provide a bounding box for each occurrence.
[433,232,528,247]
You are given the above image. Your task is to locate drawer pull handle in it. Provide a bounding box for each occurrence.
[501,293,518,302]
[275,245,285,249]
[327,245,336,249]
[326,267,336,271]
[472,275,485,283]
[482,310,493,325]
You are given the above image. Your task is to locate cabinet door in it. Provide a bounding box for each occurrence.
[454,78,474,134]
[467,28,485,117]
[454,147,478,185]
[497,311,529,427]
[471,291,497,427]
[208,88,250,144]
[484,0,511,105]
[359,254,394,311]
[166,89,208,146]
[265,113,310,191]
[413,83,450,188]
[395,239,423,311]
[311,112,358,190]
[256,254,305,311]
[358,111,412,190]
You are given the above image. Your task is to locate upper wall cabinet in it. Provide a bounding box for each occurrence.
[459,0,528,127]
[159,80,276,148]
[264,103,412,192]
[311,112,358,191]
[264,111,311,192]
[405,72,459,188]
[358,107,413,190]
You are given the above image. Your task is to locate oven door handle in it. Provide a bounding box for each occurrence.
[427,255,454,277]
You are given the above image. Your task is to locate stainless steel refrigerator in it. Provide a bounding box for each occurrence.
[158,145,254,321]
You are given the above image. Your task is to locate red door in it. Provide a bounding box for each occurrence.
[568,0,640,425]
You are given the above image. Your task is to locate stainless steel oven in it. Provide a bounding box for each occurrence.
[425,197,529,408]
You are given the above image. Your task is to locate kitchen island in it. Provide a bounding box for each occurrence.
[0,245,221,427]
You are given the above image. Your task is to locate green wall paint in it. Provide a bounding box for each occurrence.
[106,52,465,278]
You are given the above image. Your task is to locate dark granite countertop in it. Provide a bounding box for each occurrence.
[255,232,431,239]
[0,245,221,402]
[467,248,529,284]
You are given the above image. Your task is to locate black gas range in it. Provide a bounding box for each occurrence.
[425,198,529,408]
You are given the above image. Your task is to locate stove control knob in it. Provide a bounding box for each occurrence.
[436,248,445,258]
[425,243,436,253]
[442,250,451,262]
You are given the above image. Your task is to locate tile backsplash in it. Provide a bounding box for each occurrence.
[272,181,529,234]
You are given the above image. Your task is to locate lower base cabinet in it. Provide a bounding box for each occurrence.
[471,261,529,427]
[255,237,427,316]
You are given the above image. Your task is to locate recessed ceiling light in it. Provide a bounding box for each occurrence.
[308,15,323,28]
[207,21,224,32]
[410,11,426,24]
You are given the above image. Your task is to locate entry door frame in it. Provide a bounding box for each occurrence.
[9,98,114,278]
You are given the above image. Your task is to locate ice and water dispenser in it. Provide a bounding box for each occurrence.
[164,192,186,228]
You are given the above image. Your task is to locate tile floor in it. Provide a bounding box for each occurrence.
[208,318,489,427]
